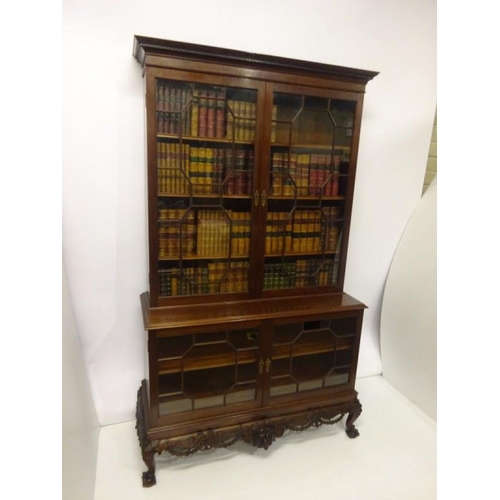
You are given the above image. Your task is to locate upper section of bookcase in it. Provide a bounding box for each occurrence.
[132,35,379,87]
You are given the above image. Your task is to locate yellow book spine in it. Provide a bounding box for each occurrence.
[191,90,199,137]
[190,147,199,194]
[206,147,214,194]
[244,101,251,141]
[299,211,307,252]
[181,144,189,194]
[166,142,172,193]
[174,143,181,194]
[306,211,314,252]
[265,216,272,255]
[271,213,278,255]
[171,271,178,296]
[239,213,247,256]
[271,104,277,143]
[236,101,245,141]
[242,213,247,256]
[198,147,207,195]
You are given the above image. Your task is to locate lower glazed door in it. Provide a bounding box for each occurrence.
[153,323,265,426]
[264,314,360,404]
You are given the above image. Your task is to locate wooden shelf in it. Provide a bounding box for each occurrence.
[268,195,346,201]
[157,332,351,375]
[159,343,258,374]
[272,336,351,362]
[158,254,249,261]
[157,133,255,145]
[270,142,334,150]
[265,251,338,258]
[158,193,251,199]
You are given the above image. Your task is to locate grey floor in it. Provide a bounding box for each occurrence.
[94,375,436,500]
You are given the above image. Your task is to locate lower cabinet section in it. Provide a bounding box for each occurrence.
[137,292,366,486]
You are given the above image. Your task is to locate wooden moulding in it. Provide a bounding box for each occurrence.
[136,380,362,487]
[132,35,379,87]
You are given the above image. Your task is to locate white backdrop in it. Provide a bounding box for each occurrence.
[62,0,436,425]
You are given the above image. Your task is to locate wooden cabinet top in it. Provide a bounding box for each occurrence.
[141,291,366,331]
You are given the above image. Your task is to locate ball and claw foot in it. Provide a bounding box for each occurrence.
[345,426,360,438]
[142,471,156,487]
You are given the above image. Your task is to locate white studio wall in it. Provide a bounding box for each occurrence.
[62,0,436,425]
[62,260,100,500]
[380,178,437,421]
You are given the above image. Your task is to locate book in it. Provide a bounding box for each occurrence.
[191,89,199,137]
[182,88,190,136]
[216,90,225,139]
[198,90,207,137]
[207,90,216,138]
[226,100,234,140]
[271,152,283,195]
[206,148,214,194]
[198,148,207,194]
[271,104,277,142]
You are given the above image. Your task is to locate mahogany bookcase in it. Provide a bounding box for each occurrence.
[133,35,378,486]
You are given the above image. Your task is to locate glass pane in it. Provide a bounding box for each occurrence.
[158,328,259,416]
[269,318,355,398]
[155,78,257,299]
[267,90,356,292]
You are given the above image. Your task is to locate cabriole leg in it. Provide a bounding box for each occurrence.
[345,399,362,438]
[141,449,156,487]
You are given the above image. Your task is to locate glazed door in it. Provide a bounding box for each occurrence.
[153,323,265,426]
[145,68,266,306]
[260,82,364,297]
[263,314,361,405]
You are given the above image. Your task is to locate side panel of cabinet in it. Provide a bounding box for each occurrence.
[144,67,267,307]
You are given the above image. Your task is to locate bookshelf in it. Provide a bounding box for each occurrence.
[133,35,378,486]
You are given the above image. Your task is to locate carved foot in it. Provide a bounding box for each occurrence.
[345,398,362,439]
[345,426,360,438]
[141,450,156,487]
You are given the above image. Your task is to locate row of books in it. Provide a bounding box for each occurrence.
[158,209,252,259]
[157,143,253,195]
[270,153,342,197]
[159,261,250,296]
[263,259,339,290]
[226,100,257,141]
[155,81,351,147]
[265,209,342,255]
[156,81,258,140]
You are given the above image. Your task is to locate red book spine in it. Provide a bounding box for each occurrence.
[309,154,319,196]
[207,90,216,138]
[215,90,225,138]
